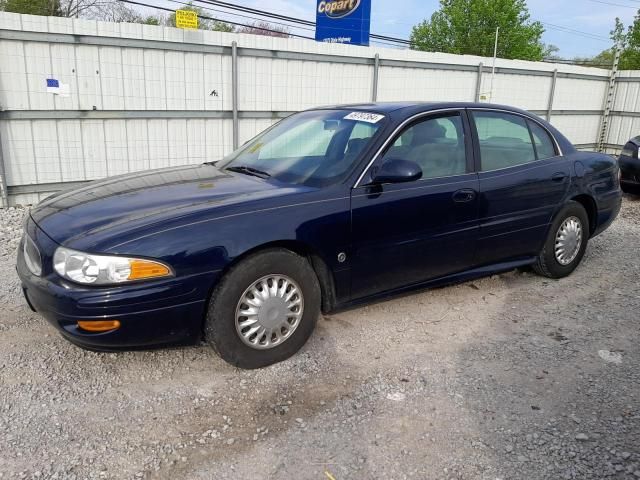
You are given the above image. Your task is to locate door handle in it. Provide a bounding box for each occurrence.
[551,172,567,182]
[452,188,477,203]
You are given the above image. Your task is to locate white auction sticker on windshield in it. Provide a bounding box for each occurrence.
[344,112,385,123]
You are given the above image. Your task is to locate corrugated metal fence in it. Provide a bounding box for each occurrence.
[0,12,638,207]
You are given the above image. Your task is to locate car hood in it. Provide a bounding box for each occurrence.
[31,164,309,248]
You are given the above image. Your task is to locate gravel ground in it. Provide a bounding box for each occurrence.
[1,197,639,480]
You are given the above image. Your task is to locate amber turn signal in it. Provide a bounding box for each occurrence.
[77,320,121,332]
[128,259,172,281]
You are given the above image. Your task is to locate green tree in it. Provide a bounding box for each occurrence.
[93,2,155,23]
[614,14,640,70]
[167,2,234,32]
[2,0,61,16]
[1,0,141,19]
[409,0,546,61]
[573,50,614,69]
[583,14,640,70]
[543,44,561,61]
[237,21,289,38]
[141,15,161,26]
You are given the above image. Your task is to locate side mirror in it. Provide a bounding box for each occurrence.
[372,158,422,184]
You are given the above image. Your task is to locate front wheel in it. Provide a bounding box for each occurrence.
[204,249,321,369]
[533,201,589,279]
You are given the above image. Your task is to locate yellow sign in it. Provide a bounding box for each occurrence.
[175,10,198,30]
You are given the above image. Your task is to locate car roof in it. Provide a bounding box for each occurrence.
[313,101,576,154]
[316,101,532,116]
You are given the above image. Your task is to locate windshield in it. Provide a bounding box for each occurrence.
[217,109,387,187]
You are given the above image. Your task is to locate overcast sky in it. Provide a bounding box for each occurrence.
[146,0,640,58]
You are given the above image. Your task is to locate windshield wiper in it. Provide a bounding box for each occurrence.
[226,165,271,179]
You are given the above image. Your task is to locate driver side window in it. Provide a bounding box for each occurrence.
[380,114,467,180]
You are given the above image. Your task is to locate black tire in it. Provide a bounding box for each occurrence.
[533,201,589,279]
[204,248,321,369]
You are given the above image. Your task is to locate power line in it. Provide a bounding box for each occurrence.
[193,0,407,46]
[542,22,609,40]
[192,0,413,46]
[194,0,314,27]
[192,0,615,49]
[194,0,615,47]
[165,0,317,34]
[127,0,412,47]
[119,0,409,48]
[540,21,611,42]
[118,0,317,39]
[587,0,639,8]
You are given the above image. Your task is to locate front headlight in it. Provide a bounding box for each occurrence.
[53,247,173,285]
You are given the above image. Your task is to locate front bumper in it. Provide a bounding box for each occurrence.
[17,221,221,350]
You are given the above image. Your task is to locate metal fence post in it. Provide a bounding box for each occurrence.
[0,128,8,207]
[475,62,483,102]
[546,69,558,122]
[231,41,239,150]
[372,53,380,102]
[597,46,621,153]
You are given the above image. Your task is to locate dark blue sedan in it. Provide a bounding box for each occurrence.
[619,135,640,194]
[17,102,622,368]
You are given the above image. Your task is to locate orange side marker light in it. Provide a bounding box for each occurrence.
[77,320,121,332]
[128,259,171,281]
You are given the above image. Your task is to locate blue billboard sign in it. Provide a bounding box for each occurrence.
[315,0,371,46]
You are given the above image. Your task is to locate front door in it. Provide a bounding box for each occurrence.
[350,111,479,300]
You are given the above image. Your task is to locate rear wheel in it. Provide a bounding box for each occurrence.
[533,201,589,279]
[205,249,321,369]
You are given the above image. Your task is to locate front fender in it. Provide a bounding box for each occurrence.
[101,195,352,281]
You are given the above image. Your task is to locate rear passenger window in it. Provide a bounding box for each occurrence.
[472,111,536,171]
[528,121,557,160]
[381,114,467,179]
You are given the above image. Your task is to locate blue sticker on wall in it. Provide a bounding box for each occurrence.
[46,78,60,88]
[315,0,371,46]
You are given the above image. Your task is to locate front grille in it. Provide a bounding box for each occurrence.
[23,235,42,276]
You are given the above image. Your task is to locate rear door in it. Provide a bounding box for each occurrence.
[349,111,479,299]
[470,109,571,265]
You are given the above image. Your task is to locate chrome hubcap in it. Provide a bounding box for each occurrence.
[555,216,583,266]
[235,275,304,350]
